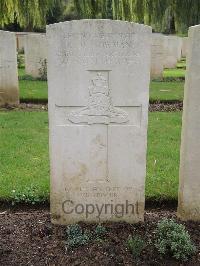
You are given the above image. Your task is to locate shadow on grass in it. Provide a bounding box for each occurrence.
[21,98,48,104]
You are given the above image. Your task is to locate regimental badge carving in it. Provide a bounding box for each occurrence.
[68,71,129,124]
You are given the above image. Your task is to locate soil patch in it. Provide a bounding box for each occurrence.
[0,207,199,266]
[149,102,183,112]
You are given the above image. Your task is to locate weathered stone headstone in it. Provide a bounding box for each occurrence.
[151,33,164,79]
[176,36,183,61]
[0,30,19,106]
[164,35,181,68]
[178,25,200,221]
[47,20,151,224]
[16,32,27,52]
[24,33,47,78]
[181,37,188,58]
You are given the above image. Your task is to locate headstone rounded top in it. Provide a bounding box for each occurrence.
[46,19,151,34]
[190,24,200,29]
[0,30,15,36]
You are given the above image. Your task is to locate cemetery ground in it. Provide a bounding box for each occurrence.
[0,59,200,265]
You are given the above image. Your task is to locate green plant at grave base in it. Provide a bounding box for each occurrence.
[38,59,47,81]
[155,219,196,261]
[94,224,107,237]
[65,224,107,249]
[126,235,145,258]
[12,185,46,205]
[65,224,91,249]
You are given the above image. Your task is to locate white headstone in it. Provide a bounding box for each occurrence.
[181,37,188,58]
[164,35,181,68]
[151,33,164,79]
[178,25,200,221]
[0,30,19,106]
[47,20,151,224]
[16,32,27,52]
[24,33,47,78]
[176,37,182,61]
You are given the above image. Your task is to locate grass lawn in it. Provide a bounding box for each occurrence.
[20,80,48,102]
[147,112,181,200]
[150,81,184,101]
[163,58,186,79]
[0,110,182,202]
[150,58,185,102]
[0,111,49,202]
[163,68,185,78]
[18,68,48,102]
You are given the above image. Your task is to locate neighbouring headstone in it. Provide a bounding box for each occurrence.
[176,36,183,61]
[0,30,19,106]
[24,33,47,78]
[16,32,27,52]
[178,25,200,221]
[151,33,164,79]
[181,37,188,58]
[164,35,181,68]
[47,20,152,224]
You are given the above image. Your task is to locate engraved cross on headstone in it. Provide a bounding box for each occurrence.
[55,70,130,184]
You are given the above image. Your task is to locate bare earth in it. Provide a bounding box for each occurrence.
[0,205,199,266]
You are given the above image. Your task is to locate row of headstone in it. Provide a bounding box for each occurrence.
[22,32,187,80]
[0,31,47,106]
[46,20,199,224]
[0,29,187,107]
[16,32,47,78]
[17,31,187,81]
[151,34,188,79]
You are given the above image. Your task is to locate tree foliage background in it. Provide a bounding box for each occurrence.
[0,0,200,34]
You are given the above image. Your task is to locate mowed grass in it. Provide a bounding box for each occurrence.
[0,111,182,202]
[150,81,184,101]
[150,59,185,101]
[163,68,185,78]
[163,58,186,79]
[0,111,49,201]
[18,68,48,102]
[20,80,48,102]
[147,112,182,200]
